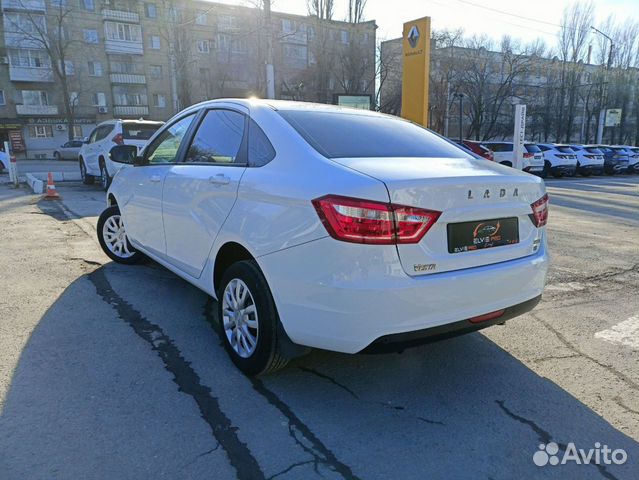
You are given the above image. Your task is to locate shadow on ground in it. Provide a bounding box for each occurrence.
[1,261,637,480]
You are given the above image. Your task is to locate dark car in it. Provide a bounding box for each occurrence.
[625,147,639,173]
[593,145,629,174]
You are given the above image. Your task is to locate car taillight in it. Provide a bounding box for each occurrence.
[530,193,549,227]
[112,133,124,145]
[312,195,441,245]
[523,152,533,158]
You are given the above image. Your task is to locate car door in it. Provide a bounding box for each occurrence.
[82,128,100,175]
[120,113,197,259]
[162,107,248,278]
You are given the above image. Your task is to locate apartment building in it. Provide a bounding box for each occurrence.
[0,0,376,157]
[380,37,638,144]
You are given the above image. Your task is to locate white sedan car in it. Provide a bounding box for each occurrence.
[98,100,549,375]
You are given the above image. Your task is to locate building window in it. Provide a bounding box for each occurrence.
[105,22,142,42]
[69,91,79,106]
[282,19,293,33]
[50,0,66,7]
[113,86,147,106]
[64,60,74,75]
[152,93,166,108]
[88,61,102,76]
[149,64,163,79]
[328,77,335,90]
[9,49,51,68]
[82,0,94,11]
[218,15,238,30]
[110,56,144,74]
[196,40,210,53]
[195,11,207,25]
[92,92,106,106]
[73,125,83,138]
[340,30,349,44]
[149,35,161,49]
[308,26,315,39]
[145,3,157,18]
[0,90,5,106]
[5,13,47,36]
[360,32,369,44]
[22,90,49,106]
[83,29,98,44]
[28,125,53,138]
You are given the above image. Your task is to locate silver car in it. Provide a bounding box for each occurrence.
[53,140,84,160]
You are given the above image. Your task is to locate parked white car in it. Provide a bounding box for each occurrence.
[79,119,163,190]
[0,150,8,172]
[536,144,578,177]
[53,140,84,160]
[480,141,545,174]
[625,146,639,173]
[98,100,549,374]
[568,145,605,176]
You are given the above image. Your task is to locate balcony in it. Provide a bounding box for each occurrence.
[16,104,58,115]
[9,66,54,82]
[110,73,146,84]
[104,39,143,55]
[102,8,139,23]
[1,0,46,11]
[113,105,148,117]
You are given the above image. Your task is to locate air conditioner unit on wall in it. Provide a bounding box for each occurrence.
[55,124,66,131]
[97,106,108,114]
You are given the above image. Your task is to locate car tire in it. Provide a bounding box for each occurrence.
[97,206,143,264]
[218,260,289,375]
[53,151,61,161]
[99,160,111,191]
[79,158,94,185]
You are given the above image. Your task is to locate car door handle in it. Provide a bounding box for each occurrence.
[149,175,162,183]
[209,174,230,185]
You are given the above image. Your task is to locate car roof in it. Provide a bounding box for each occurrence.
[185,98,383,117]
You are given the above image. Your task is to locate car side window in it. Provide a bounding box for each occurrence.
[248,118,276,167]
[144,114,196,165]
[88,128,98,143]
[96,125,111,141]
[184,109,246,165]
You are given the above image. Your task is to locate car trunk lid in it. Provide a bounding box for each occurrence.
[331,156,546,276]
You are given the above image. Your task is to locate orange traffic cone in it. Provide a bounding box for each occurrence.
[43,172,61,200]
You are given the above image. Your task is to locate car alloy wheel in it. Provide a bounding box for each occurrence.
[102,214,135,259]
[96,206,141,264]
[222,278,259,358]
[100,163,110,190]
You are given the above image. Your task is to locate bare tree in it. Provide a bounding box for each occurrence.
[6,1,84,141]
[347,0,367,23]
[307,0,334,20]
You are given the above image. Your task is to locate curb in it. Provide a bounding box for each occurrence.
[26,173,44,194]
[29,172,82,182]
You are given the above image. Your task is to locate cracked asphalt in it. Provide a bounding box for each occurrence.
[0,175,638,479]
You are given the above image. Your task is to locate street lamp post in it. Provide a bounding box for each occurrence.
[590,26,614,144]
[453,93,464,142]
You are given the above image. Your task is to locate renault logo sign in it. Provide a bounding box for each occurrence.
[407,25,420,48]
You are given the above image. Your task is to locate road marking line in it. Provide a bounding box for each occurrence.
[595,315,639,349]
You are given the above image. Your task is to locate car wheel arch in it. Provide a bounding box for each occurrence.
[107,193,118,207]
[213,242,255,293]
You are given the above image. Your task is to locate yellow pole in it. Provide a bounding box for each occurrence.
[401,17,431,127]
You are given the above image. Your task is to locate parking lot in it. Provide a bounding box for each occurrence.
[0,175,638,479]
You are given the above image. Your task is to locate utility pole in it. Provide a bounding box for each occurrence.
[453,93,464,142]
[444,82,450,137]
[591,26,614,144]
[264,0,275,99]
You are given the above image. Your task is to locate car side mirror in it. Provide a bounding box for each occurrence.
[110,145,142,165]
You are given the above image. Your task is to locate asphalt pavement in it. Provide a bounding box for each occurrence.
[0,175,637,479]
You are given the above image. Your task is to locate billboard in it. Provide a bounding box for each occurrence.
[604,109,622,127]
[334,94,372,110]
[401,17,431,126]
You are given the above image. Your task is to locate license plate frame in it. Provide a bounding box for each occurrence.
[447,217,519,254]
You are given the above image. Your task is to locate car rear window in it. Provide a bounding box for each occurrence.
[277,110,469,159]
[123,123,162,140]
[525,144,542,153]
[555,146,574,153]
[485,143,513,152]
[585,147,603,154]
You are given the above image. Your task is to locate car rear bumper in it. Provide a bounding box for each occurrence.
[258,235,549,354]
[551,165,577,176]
[578,164,604,173]
[363,294,541,353]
